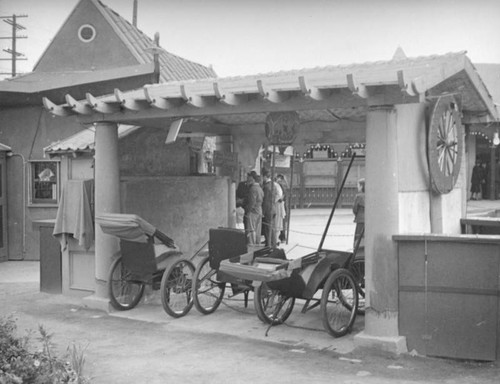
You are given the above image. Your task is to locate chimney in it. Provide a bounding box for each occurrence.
[133,0,138,27]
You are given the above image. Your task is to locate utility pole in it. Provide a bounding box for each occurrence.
[0,14,28,78]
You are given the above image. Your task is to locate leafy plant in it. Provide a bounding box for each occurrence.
[0,315,90,384]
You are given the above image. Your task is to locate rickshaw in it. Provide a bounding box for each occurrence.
[218,154,365,337]
[192,227,287,315]
[96,213,196,318]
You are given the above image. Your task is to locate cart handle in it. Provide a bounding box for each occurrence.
[318,153,356,250]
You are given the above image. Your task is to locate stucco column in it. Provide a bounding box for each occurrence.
[86,122,120,309]
[354,104,429,353]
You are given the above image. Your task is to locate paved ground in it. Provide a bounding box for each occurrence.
[1,202,500,383]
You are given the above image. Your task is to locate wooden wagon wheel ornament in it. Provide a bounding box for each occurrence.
[427,95,463,194]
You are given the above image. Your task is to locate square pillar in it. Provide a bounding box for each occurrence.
[355,103,430,353]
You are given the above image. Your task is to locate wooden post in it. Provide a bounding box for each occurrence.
[489,145,496,200]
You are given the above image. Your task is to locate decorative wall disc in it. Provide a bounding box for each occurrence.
[427,95,463,194]
[264,111,299,147]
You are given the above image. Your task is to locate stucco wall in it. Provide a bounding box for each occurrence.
[35,0,138,72]
[119,128,191,176]
[120,176,230,259]
[0,106,86,260]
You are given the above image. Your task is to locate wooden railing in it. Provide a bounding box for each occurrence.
[290,185,358,208]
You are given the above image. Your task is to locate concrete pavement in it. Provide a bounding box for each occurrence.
[2,202,500,382]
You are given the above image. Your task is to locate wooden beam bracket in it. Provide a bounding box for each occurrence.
[65,94,93,115]
[144,86,183,110]
[347,74,369,99]
[257,80,289,103]
[42,97,73,116]
[298,76,331,100]
[180,85,214,108]
[86,92,121,114]
[213,82,248,106]
[114,88,150,111]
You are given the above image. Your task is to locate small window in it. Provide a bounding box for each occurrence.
[30,161,60,205]
[78,24,96,43]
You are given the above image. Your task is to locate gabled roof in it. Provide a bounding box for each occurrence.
[44,124,140,156]
[0,0,216,106]
[94,0,216,82]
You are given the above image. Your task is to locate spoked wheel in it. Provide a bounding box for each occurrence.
[108,256,145,311]
[321,268,358,338]
[254,282,295,325]
[193,256,225,314]
[160,258,195,318]
[350,259,365,315]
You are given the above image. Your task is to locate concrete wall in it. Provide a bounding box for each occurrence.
[119,128,191,176]
[120,176,230,259]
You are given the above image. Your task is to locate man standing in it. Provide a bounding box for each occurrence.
[245,171,264,245]
[276,174,289,242]
[262,169,283,247]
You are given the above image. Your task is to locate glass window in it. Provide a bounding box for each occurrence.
[30,161,59,205]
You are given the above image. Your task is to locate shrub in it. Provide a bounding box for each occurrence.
[0,315,90,384]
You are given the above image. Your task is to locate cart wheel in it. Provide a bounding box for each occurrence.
[351,259,365,315]
[193,256,225,314]
[254,282,295,325]
[108,256,145,311]
[321,268,358,338]
[160,258,195,318]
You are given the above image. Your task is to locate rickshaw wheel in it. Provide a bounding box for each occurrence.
[160,258,195,318]
[350,259,365,315]
[254,282,295,325]
[193,256,225,314]
[321,268,358,338]
[108,256,145,311]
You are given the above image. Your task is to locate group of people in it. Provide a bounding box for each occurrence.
[236,169,288,247]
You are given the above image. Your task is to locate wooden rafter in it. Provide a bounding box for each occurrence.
[180,84,215,108]
[86,92,121,114]
[298,76,332,101]
[65,94,93,115]
[257,80,290,103]
[114,88,150,111]
[42,97,73,116]
[144,86,183,110]
[347,74,369,99]
[213,82,249,106]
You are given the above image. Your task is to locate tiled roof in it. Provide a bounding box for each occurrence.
[44,125,140,155]
[98,0,217,82]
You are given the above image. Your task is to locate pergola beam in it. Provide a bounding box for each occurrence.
[144,86,183,110]
[114,88,150,111]
[213,82,249,106]
[65,94,93,115]
[86,92,121,114]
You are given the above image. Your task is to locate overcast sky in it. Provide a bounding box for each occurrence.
[1,0,499,79]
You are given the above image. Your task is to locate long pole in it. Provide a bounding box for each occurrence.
[268,144,276,246]
[286,152,294,244]
[318,154,356,251]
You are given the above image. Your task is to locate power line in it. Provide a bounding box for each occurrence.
[0,14,28,77]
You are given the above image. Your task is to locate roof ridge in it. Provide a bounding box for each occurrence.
[97,0,216,81]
